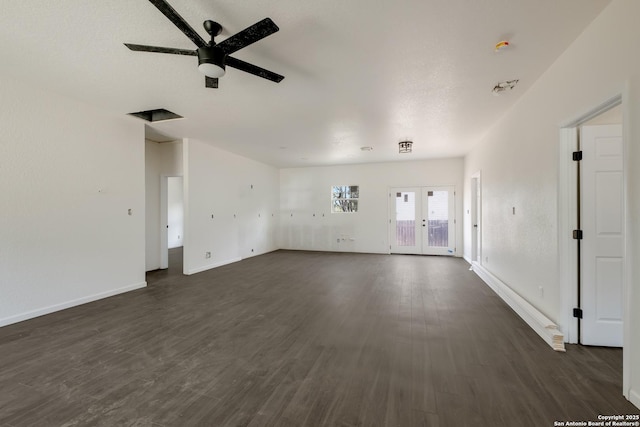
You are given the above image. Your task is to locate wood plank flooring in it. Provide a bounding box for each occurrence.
[1,249,638,426]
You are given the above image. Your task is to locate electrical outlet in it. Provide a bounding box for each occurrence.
[205,252,211,259]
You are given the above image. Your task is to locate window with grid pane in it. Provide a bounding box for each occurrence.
[331,185,359,213]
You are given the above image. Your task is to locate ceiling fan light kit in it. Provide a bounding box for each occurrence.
[125,0,284,89]
[197,46,226,78]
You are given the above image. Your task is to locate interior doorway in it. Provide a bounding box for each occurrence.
[390,186,456,255]
[470,172,482,263]
[161,175,184,271]
[559,96,629,398]
[167,177,184,250]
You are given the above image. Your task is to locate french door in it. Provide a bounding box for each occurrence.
[390,186,455,255]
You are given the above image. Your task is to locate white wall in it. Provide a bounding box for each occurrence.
[462,0,640,406]
[280,159,464,254]
[182,139,279,274]
[145,140,182,271]
[0,74,146,327]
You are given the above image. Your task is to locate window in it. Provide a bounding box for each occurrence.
[331,185,359,213]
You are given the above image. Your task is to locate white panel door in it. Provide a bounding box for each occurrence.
[581,124,623,347]
[390,186,455,256]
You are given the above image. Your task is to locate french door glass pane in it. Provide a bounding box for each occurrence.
[395,192,415,246]
[427,191,448,247]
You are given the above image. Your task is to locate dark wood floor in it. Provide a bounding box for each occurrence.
[1,250,638,426]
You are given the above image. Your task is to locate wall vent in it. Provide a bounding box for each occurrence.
[492,79,519,95]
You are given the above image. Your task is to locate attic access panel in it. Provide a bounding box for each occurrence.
[128,108,183,122]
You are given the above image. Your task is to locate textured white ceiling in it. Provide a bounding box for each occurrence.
[0,0,610,167]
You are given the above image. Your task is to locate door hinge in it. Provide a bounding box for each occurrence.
[572,151,583,161]
[572,229,583,240]
[573,308,583,319]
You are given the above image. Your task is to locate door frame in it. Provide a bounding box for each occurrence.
[558,93,631,399]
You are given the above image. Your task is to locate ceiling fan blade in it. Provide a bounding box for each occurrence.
[217,18,279,55]
[226,56,284,83]
[148,0,207,48]
[124,43,197,56]
[205,76,219,89]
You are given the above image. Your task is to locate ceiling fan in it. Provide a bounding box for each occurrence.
[125,0,284,88]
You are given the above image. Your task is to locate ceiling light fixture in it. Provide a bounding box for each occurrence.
[360,146,373,151]
[197,46,226,78]
[399,141,413,153]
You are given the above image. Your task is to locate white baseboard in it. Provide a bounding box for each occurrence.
[471,262,565,352]
[241,248,279,260]
[186,257,242,275]
[0,281,147,328]
[630,389,640,410]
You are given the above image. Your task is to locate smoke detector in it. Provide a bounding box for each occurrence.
[495,40,510,52]
[492,79,519,95]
